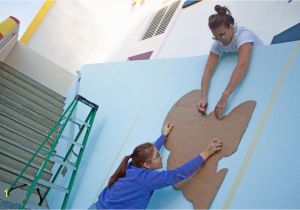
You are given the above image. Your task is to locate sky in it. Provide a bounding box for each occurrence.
[0,0,44,38]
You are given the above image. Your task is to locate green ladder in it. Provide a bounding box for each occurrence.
[4,95,98,209]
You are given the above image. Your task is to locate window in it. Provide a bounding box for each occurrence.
[128,51,153,61]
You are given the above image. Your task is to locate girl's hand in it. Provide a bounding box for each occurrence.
[197,97,208,114]
[162,123,174,137]
[206,138,223,156]
[214,94,228,119]
[200,138,223,160]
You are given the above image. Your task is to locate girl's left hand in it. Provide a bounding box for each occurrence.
[214,95,228,119]
[162,123,174,137]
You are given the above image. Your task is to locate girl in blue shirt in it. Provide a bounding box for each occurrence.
[89,124,222,209]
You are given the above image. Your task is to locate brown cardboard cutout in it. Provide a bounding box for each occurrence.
[163,90,256,209]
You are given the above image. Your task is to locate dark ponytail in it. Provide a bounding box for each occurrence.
[107,142,154,188]
[208,5,234,29]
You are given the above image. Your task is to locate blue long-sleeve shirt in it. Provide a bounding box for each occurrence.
[96,135,204,209]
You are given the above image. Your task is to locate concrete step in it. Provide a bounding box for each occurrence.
[0,67,64,110]
[0,152,52,181]
[0,125,64,166]
[0,84,60,122]
[0,103,59,137]
[0,102,59,137]
[0,113,56,147]
[0,60,65,103]
[0,124,52,152]
[0,125,66,160]
[0,77,63,116]
[0,94,56,128]
[0,135,54,172]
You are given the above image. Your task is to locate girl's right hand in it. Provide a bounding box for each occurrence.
[162,123,174,137]
[200,138,223,160]
[207,138,222,156]
[197,97,208,114]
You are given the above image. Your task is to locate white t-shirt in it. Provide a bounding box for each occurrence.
[210,25,264,55]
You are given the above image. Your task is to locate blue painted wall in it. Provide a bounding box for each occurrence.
[50,41,300,209]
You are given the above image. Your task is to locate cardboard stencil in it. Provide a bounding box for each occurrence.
[163,90,256,209]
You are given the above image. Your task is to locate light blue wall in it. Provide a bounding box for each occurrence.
[51,41,300,209]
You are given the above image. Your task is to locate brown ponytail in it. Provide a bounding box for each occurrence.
[107,142,154,188]
[108,155,131,188]
[208,5,234,29]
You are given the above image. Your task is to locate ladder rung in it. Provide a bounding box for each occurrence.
[51,152,65,160]
[70,117,90,128]
[38,179,69,193]
[61,135,83,148]
[49,157,76,171]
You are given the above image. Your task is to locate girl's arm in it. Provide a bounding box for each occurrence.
[214,43,252,119]
[146,139,222,190]
[154,135,166,150]
[198,52,219,113]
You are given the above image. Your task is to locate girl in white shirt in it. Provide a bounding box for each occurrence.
[197,5,264,119]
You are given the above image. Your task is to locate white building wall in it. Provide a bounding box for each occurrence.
[5,42,74,95]
[273,0,300,36]
[26,0,166,74]
[0,33,18,61]
[26,0,300,73]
